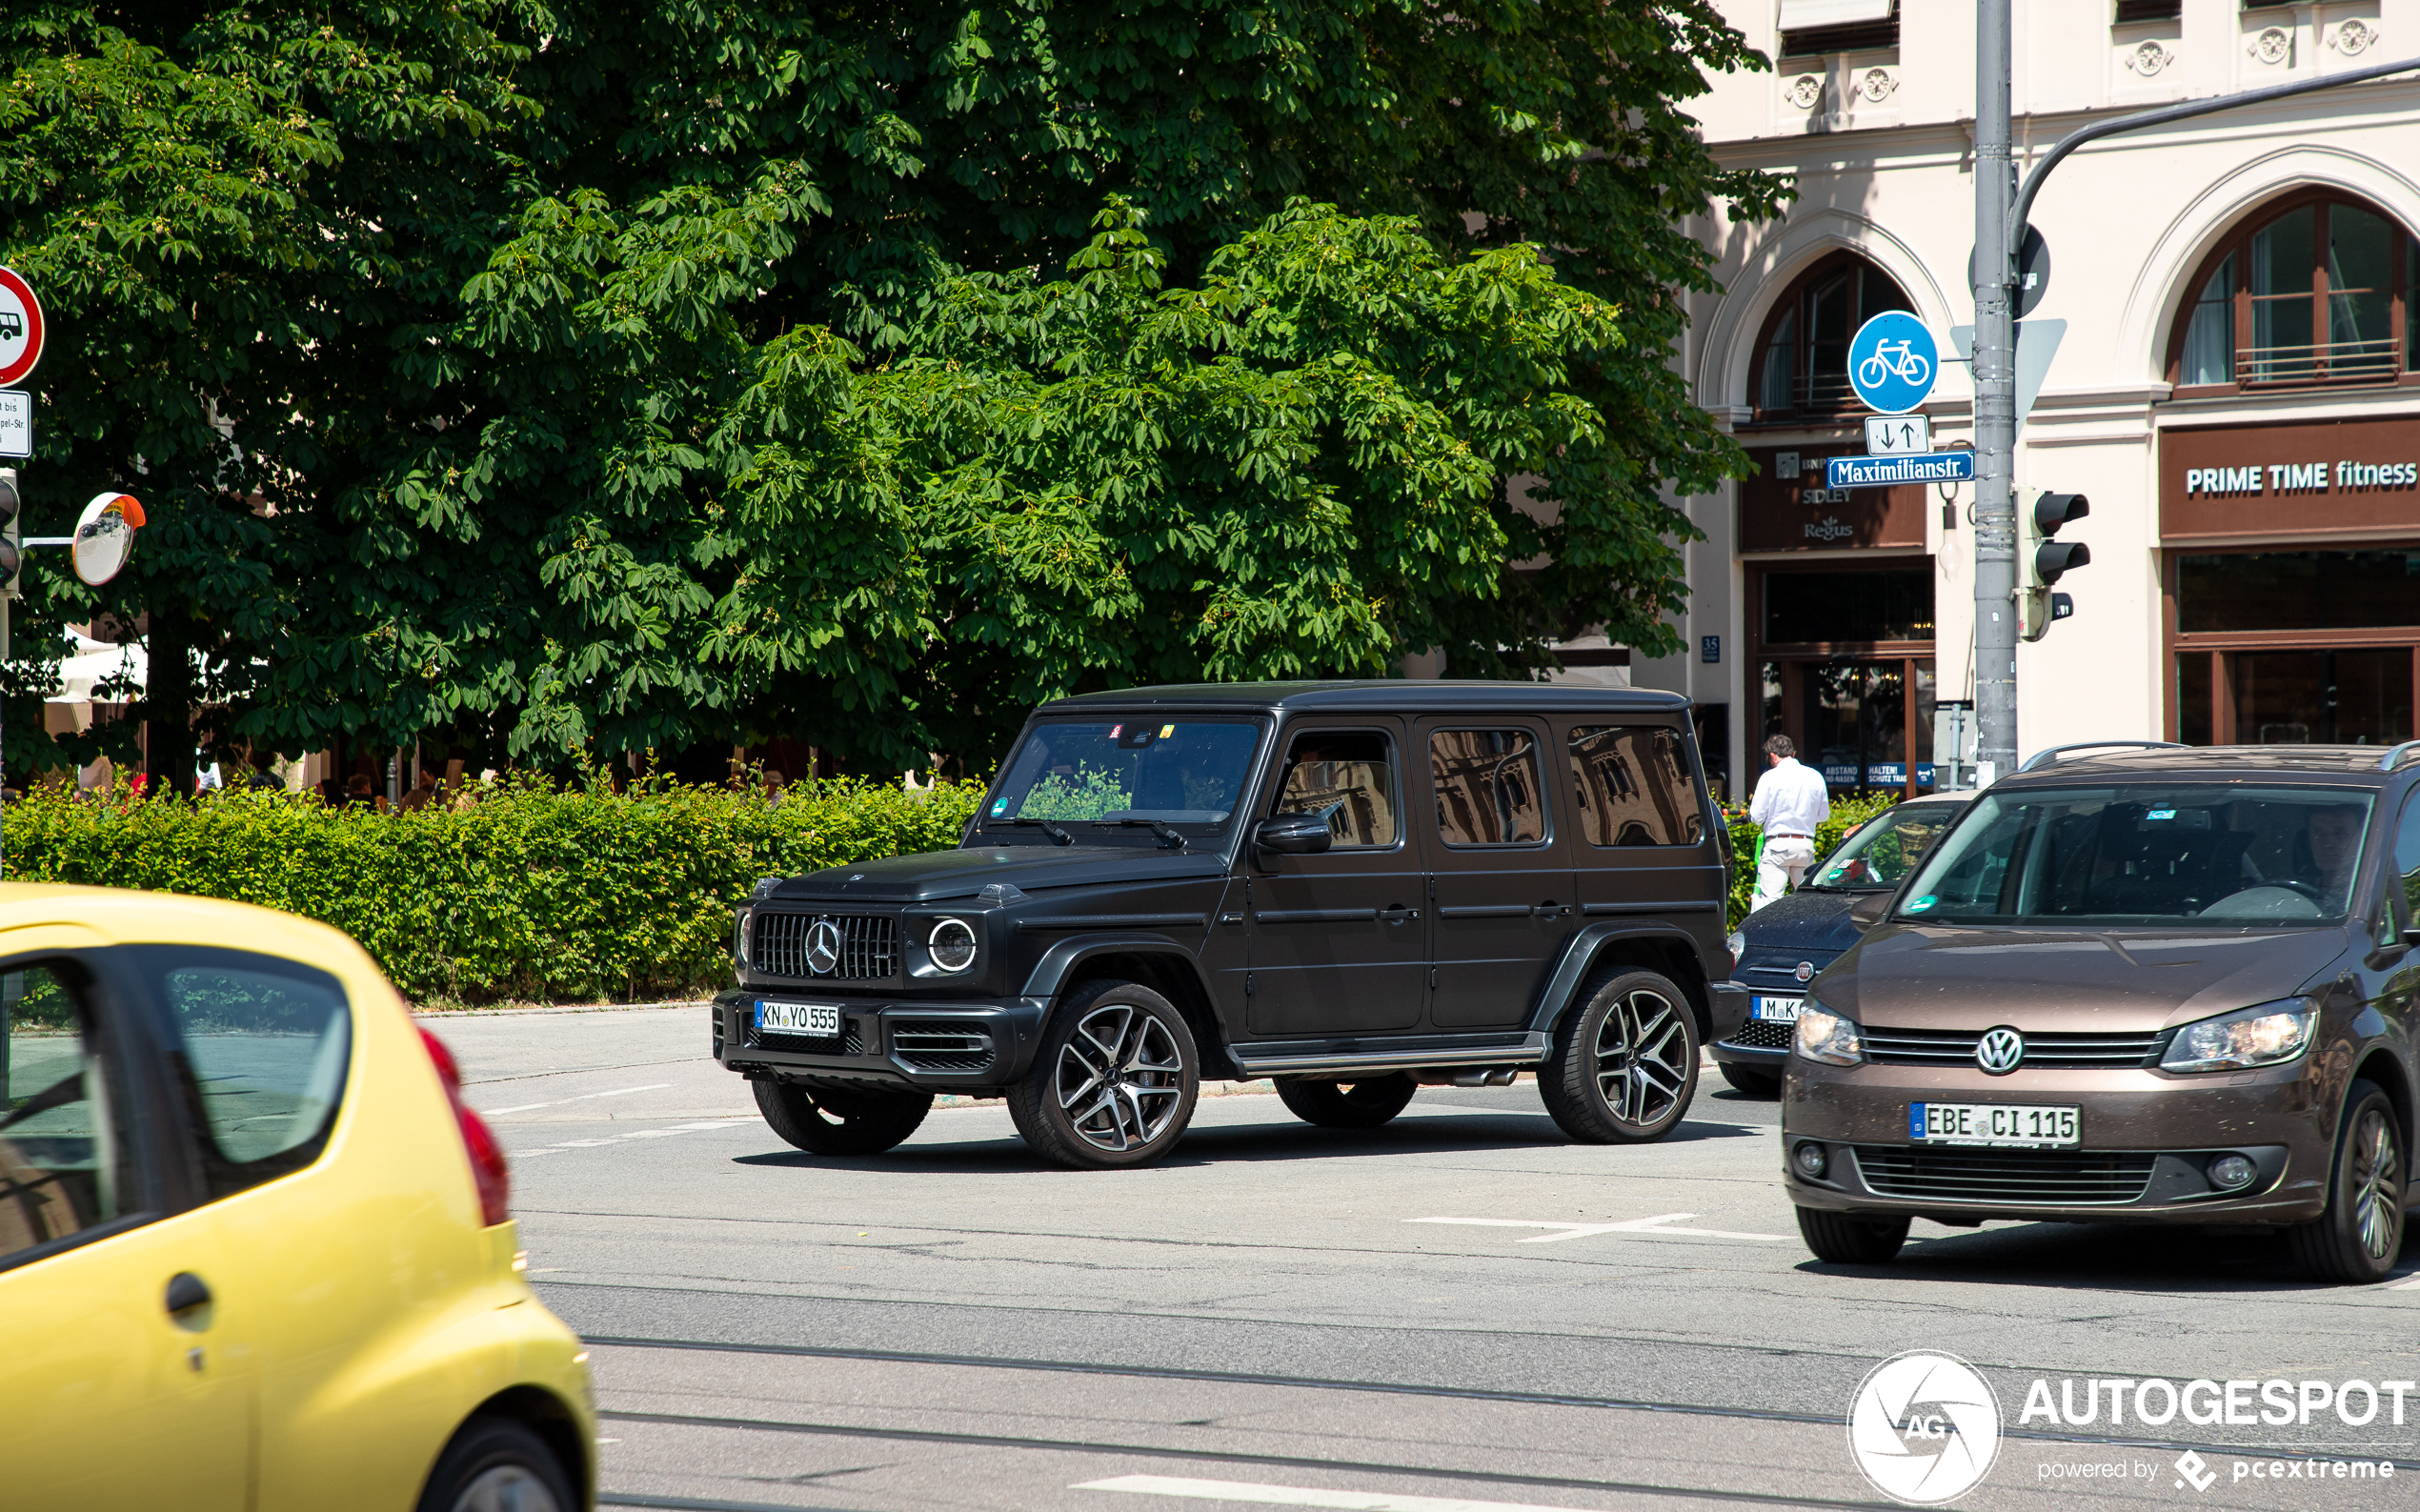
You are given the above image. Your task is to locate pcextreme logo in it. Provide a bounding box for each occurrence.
[1846,1351,2003,1504]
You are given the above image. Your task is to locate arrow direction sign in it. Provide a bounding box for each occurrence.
[1863,413,1931,456]
[1827,451,1976,490]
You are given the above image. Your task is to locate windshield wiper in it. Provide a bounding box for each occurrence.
[997,816,1074,846]
[1094,817,1187,850]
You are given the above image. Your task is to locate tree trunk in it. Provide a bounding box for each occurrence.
[146,603,195,798]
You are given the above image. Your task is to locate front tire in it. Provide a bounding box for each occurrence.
[1008,979,1200,1168]
[416,1416,576,1512]
[1796,1207,1910,1265]
[2289,1079,2406,1284]
[1718,1061,1781,1098]
[1539,968,1700,1143]
[1276,1074,1419,1129]
[755,1079,933,1156]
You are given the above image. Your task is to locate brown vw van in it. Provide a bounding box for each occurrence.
[1785,742,2420,1282]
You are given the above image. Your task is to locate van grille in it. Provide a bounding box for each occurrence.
[894,1020,995,1073]
[1852,1146,2157,1205]
[752,912,897,980]
[1862,1027,2165,1069]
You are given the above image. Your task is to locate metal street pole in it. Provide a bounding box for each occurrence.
[1971,0,2018,781]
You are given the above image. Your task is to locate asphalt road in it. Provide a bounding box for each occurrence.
[429,1004,2420,1512]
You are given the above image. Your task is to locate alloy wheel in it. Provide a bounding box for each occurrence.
[1592,988,1690,1128]
[2349,1105,2401,1260]
[1055,1002,1186,1153]
[450,1465,562,1512]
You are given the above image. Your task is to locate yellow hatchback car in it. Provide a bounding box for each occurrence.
[0,885,594,1510]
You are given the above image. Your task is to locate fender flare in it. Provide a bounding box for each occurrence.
[1018,932,1220,1006]
[1523,921,1716,1039]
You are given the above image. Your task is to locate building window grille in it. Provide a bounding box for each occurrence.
[2113,0,2181,23]
[2168,195,2415,393]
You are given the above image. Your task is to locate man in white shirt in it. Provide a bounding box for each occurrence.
[1747,735,1830,912]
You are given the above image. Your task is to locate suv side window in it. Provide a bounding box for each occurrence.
[2395,792,2420,926]
[142,949,352,1200]
[1272,731,1400,847]
[1430,728,1548,846]
[1,964,140,1266]
[1568,726,1704,847]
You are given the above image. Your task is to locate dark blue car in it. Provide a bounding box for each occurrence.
[1709,792,1974,1095]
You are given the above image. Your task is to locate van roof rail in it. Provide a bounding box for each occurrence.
[2379,740,2420,773]
[2015,740,2186,774]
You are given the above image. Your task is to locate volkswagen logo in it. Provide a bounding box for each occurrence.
[1975,1027,2025,1076]
[1794,961,1816,983]
[805,918,843,976]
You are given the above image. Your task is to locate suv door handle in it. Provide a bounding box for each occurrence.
[1380,907,1421,923]
[1531,902,1569,918]
[165,1272,212,1318]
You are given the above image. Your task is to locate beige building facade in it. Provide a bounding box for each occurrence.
[1638,0,2420,801]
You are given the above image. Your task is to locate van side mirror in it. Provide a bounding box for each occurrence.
[1849,893,1892,932]
[1255,813,1333,856]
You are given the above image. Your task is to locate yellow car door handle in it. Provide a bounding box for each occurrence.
[165,1271,212,1320]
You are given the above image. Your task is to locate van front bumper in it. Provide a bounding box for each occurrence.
[1781,1054,2333,1224]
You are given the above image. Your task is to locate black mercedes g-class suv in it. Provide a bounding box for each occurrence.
[714,682,1742,1168]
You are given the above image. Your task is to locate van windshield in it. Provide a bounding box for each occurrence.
[1895,785,2372,926]
[1805,801,1962,893]
[983,719,1263,837]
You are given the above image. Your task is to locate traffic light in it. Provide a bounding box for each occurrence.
[2020,489,2088,641]
[0,468,19,597]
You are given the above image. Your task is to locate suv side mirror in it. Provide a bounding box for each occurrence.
[1255,813,1334,856]
[1849,892,1893,932]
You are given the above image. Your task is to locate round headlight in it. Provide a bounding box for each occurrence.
[2208,1153,2256,1191]
[928,917,978,973]
[734,907,752,969]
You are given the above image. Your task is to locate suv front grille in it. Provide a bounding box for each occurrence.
[1862,1027,2164,1069]
[893,1020,995,1073]
[1723,1019,1794,1050]
[1852,1146,2157,1205]
[752,912,898,979]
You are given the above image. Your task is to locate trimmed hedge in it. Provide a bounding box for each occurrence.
[7,776,1909,1001]
[4,776,985,1005]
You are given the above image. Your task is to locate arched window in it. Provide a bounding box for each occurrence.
[2168,192,2418,392]
[1746,253,1916,419]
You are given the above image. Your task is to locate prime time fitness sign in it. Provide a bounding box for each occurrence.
[2162,414,2420,542]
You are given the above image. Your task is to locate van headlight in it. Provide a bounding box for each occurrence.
[2160,1000,2315,1073]
[1794,1003,1864,1066]
[927,917,978,974]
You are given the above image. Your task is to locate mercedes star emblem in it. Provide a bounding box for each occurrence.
[806,918,843,976]
[1975,1027,2026,1075]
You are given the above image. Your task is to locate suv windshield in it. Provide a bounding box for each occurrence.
[1806,801,1961,892]
[1898,785,2373,926]
[985,718,1263,836]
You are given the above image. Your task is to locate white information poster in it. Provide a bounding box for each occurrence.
[0,389,28,458]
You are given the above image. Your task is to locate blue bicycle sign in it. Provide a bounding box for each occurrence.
[1846,311,1938,414]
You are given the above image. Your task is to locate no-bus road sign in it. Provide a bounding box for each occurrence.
[0,267,46,389]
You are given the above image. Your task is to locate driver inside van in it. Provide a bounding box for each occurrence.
[2302,804,2365,905]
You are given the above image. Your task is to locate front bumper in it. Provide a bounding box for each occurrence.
[1709,978,1790,1066]
[1782,1054,2332,1224]
[712,989,1048,1092]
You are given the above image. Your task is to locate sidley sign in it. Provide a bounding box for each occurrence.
[2162,415,2420,541]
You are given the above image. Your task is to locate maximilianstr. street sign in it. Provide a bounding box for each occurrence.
[1827,451,1976,489]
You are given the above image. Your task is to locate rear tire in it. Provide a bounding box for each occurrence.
[755,1079,933,1156]
[1718,1061,1781,1098]
[2288,1079,2406,1284]
[1796,1206,1910,1265]
[1008,979,1199,1169]
[416,1416,575,1512]
[1276,1074,1419,1129]
[1539,968,1700,1143]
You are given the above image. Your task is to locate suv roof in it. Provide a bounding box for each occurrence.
[2005,742,2415,789]
[1039,680,1690,716]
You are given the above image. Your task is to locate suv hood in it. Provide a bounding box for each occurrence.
[767,845,1230,904]
[1825,923,2350,1032]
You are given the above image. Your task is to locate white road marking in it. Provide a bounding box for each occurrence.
[2389,1272,2420,1290]
[1077,1474,1615,1511]
[486,1083,673,1116]
[1407,1213,1789,1242]
[514,1118,755,1158]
